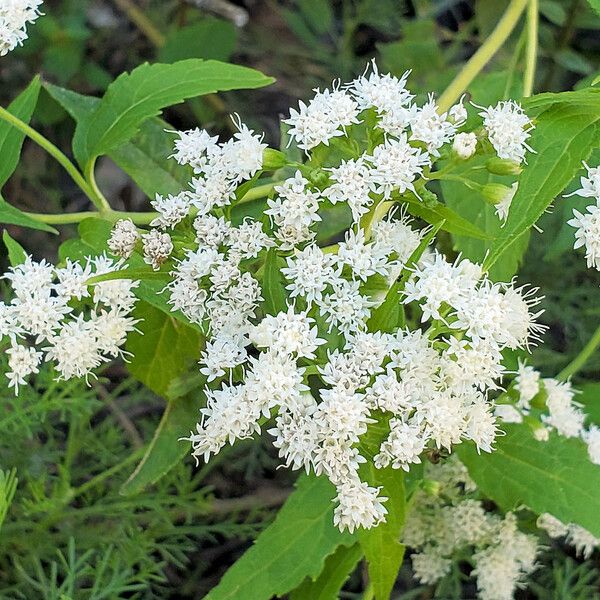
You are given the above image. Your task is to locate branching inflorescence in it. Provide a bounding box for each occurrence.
[0,62,543,533]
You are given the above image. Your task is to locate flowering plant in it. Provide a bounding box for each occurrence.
[1,1,600,599]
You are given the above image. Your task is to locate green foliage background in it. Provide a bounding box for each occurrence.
[0,1,599,598]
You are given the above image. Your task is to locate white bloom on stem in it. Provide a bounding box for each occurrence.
[193,214,231,248]
[220,118,267,182]
[318,278,372,335]
[478,100,534,165]
[227,219,273,259]
[281,245,338,305]
[374,419,427,471]
[186,382,261,463]
[268,410,319,472]
[250,306,324,359]
[411,549,452,585]
[323,157,374,222]
[6,342,42,394]
[494,182,518,223]
[514,361,540,409]
[567,203,600,270]
[494,404,523,424]
[567,524,600,558]
[170,127,219,172]
[150,192,191,229]
[367,134,430,199]
[199,335,248,382]
[537,513,568,539]
[452,131,477,159]
[335,228,391,281]
[142,229,173,270]
[283,84,359,151]
[55,259,92,301]
[44,315,104,381]
[107,219,139,259]
[409,95,457,156]
[350,60,413,116]
[0,0,43,56]
[332,476,388,533]
[568,162,600,200]
[583,425,600,465]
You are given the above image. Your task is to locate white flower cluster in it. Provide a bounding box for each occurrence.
[105,63,544,533]
[0,0,43,56]
[403,457,539,600]
[0,254,138,393]
[537,512,600,559]
[494,362,600,464]
[567,162,600,270]
[476,100,534,165]
[284,61,533,170]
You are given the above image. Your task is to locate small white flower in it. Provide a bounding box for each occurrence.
[568,203,600,270]
[281,245,338,304]
[6,342,42,393]
[150,192,191,229]
[107,219,139,259]
[367,134,430,199]
[0,0,43,56]
[453,131,477,159]
[494,182,518,223]
[478,100,534,165]
[142,229,173,270]
[333,476,388,533]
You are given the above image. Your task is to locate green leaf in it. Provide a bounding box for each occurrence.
[45,83,192,197]
[457,423,600,537]
[2,231,27,266]
[125,302,201,398]
[484,89,600,272]
[159,19,237,63]
[577,383,600,425]
[205,474,355,600]
[72,59,275,167]
[290,543,362,600]
[262,248,288,315]
[358,467,406,600]
[0,77,41,188]
[587,0,600,17]
[0,195,57,234]
[58,217,112,262]
[441,159,530,281]
[110,119,192,197]
[120,395,199,495]
[404,199,490,240]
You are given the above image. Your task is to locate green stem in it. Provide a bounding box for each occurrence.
[84,159,112,213]
[437,0,529,112]
[557,324,600,382]
[523,0,539,97]
[71,446,145,500]
[0,105,96,203]
[111,0,166,47]
[23,209,158,226]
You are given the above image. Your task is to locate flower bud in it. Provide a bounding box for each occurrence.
[262,148,287,170]
[485,157,522,176]
[481,183,513,205]
[421,479,441,497]
[452,132,477,159]
[420,188,439,207]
